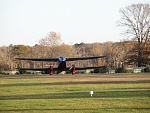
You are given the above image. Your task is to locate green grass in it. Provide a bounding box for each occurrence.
[0,74,150,113]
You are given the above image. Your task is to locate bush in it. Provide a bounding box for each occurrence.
[19,69,27,74]
[94,68,100,73]
[0,71,6,75]
[115,68,126,73]
[144,67,150,73]
[0,70,3,74]
[94,67,106,73]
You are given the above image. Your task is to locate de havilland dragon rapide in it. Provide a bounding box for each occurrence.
[16,56,106,75]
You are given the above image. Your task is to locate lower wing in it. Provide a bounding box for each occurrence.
[66,66,106,70]
[17,66,105,71]
[17,68,50,71]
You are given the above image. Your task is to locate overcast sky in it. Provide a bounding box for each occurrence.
[0,0,149,46]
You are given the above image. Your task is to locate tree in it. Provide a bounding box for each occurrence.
[39,32,62,47]
[39,32,62,58]
[118,3,150,67]
[0,46,9,70]
[12,45,30,58]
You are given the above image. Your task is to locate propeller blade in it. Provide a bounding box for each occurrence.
[69,61,77,70]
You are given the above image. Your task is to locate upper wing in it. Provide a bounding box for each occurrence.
[16,56,106,62]
[66,56,106,61]
[15,58,58,61]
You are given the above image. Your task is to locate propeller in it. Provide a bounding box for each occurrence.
[69,61,77,70]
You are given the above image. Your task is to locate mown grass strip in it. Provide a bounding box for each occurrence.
[0,74,150,113]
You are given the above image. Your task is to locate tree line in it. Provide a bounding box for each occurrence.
[0,32,149,71]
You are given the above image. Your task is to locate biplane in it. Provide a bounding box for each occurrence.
[16,56,106,75]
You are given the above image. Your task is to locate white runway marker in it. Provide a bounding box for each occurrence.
[90,91,93,97]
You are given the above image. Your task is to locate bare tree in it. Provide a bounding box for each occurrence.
[39,32,62,47]
[0,46,8,70]
[118,3,150,67]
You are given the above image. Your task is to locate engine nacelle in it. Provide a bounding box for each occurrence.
[49,65,54,75]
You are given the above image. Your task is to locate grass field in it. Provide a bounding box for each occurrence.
[0,73,150,113]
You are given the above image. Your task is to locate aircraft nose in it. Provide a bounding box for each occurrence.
[59,56,66,62]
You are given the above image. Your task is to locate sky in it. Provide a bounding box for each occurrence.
[0,0,149,46]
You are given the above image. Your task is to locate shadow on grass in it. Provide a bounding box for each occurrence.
[1,107,150,112]
[0,90,150,100]
[1,80,150,87]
